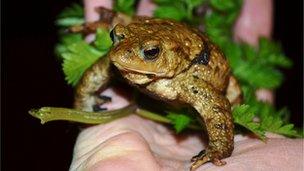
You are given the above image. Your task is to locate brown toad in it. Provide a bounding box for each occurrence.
[74,18,242,170]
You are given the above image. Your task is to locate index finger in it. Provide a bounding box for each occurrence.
[84,0,113,22]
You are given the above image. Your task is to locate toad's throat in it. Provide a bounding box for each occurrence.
[112,62,167,77]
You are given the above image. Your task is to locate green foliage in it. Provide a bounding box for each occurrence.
[56,3,84,27]
[114,0,136,16]
[59,29,112,86]
[94,28,113,52]
[233,62,283,89]
[210,0,242,11]
[153,0,205,21]
[55,3,113,86]
[55,33,82,58]
[257,38,292,68]
[233,103,301,139]
[202,0,292,89]
[62,41,104,86]
[233,105,265,140]
[256,103,300,137]
[167,112,192,133]
[154,5,187,21]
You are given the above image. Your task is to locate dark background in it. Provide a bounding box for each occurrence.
[2,0,303,170]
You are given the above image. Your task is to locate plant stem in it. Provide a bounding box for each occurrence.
[136,108,171,123]
[135,108,201,130]
[29,105,136,124]
[29,105,202,131]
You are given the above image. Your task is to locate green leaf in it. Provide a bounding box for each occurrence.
[56,3,84,27]
[187,0,206,7]
[204,12,227,28]
[210,0,237,11]
[255,103,301,137]
[233,62,283,89]
[233,105,265,139]
[55,33,83,58]
[223,43,243,68]
[258,38,292,68]
[167,112,192,133]
[154,6,187,21]
[153,0,173,4]
[94,28,113,52]
[56,18,84,27]
[114,0,136,16]
[58,3,84,18]
[260,115,300,137]
[276,107,290,123]
[242,44,257,61]
[62,41,105,86]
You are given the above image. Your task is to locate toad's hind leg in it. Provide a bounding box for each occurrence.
[178,80,234,171]
[74,56,111,112]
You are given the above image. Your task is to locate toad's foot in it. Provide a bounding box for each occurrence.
[190,150,226,171]
[92,95,112,111]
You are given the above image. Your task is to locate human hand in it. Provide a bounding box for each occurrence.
[70,115,303,171]
[70,1,303,170]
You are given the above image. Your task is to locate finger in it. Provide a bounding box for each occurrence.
[233,0,273,46]
[73,132,160,171]
[70,115,160,171]
[84,0,113,22]
[137,0,156,16]
[233,0,274,103]
[255,88,274,104]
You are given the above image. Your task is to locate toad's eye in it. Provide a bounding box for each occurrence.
[142,47,160,60]
[110,29,125,44]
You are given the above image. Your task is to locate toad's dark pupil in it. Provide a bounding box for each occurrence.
[144,47,159,60]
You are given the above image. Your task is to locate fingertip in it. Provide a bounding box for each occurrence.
[233,0,273,46]
[84,0,113,22]
[137,0,156,16]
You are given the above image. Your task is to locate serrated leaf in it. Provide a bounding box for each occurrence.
[261,54,292,68]
[276,107,290,123]
[256,103,300,137]
[62,41,105,86]
[204,12,227,28]
[55,33,83,58]
[114,0,136,15]
[188,0,206,7]
[258,38,292,68]
[56,3,84,27]
[167,112,192,133]
[233,105,265,139]
[94,28,113,51]
[154,6,187,21]
[56,18,84,27]
[223,43,242,68]
[58,3,84,18]
[233,62,283,89]
[153,0,173,4]
[210,0,237,11]
[242,44,257,61]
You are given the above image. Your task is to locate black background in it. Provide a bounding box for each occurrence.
[2,0,303,170]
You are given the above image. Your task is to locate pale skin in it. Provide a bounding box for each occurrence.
[69,0,304,170]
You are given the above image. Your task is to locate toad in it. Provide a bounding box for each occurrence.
[74,17,242,170]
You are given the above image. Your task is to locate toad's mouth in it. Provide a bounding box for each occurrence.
[112,62,166,77]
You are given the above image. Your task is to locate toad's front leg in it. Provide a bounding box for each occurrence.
[178,80,234,170]
[74,56,111,112]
